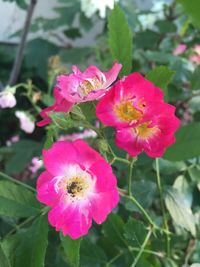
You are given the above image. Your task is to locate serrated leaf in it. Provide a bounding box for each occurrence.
[5,140,42,175]
[178,0,200,28]
[80,239,107,265]
[60,234,82,267]
[124,218,147,247]
[191,66,200,90]
[146,66,175,100]
[108,4,132,76]
[13,216,48,267]
[0,244,11,267]
[102,213,125,247]
[0,181,40,218]
[164,123,200,161]
[50,112,73,129]
[1,235,20,267]
[165,188,196,236]
[70,105,86,120]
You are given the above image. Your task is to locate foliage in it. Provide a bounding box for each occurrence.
[0,0,200,267]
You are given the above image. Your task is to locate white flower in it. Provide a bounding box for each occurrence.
[0,86,17,108]
[29,157,43,174]
[80,0,117,18]
[15,111,35,134]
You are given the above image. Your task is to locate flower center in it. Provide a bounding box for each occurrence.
[66,177,89,198]
[134,122,159,140]
[79,77,103,96]
[114,100,143,123]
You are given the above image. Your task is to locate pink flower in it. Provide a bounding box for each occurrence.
[115,102,180,157]
[173,44,187,56]
[15,111,35,134]
[59,129,97,142]
[189,55,200,64]
[0,89,16,108]
[37,87,74,127]
[36,140,119,239]
[6,135,20,146]
[57,62,122,103]
[96,73,164,129]
[29,157,43,173]
[194,44,200,56]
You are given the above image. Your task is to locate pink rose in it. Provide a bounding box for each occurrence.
[36,140,119,239]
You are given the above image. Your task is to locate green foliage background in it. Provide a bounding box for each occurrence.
[1,0,200,266]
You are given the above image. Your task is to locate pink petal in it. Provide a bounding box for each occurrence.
[36,171,59,206]
[73,139,105,169]
[103,62,122,88]
[43,141,78,176]
[37,87,73,127]
[91,190,119,224]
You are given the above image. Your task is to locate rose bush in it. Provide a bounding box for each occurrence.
[0,1,200,267]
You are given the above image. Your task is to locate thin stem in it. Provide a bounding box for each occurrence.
[8,0,37,85]
[105,251,123,267]
[155,158,170,257]
[4,206,49,238]
[130,247,164,258]
[131,228,153,267]
[5,215,36,237]
[128,195,156,227]
[119,189,171,235]
[0,171,36,192]
[128,158,136,196]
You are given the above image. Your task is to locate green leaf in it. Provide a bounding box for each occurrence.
[0,181,40,218]
[153,158,186,175]
[49,112,73,130]
[102,213,125,247]
[0,243,11,267]
[70,105,86,120]
[191,66,200,90]
[25,39,58,80]
[5,140,42,175]
[80,239,107,265]
[125,180,157,211]
[165,187,196,236]
[13,216,48,267]
[155,20,176,34]
[173,175,193,208]
[135,30,160,49]
[60,234,82,267]
[108,4,132,76]
[178,0,200,28]
[164,123,200,161]
[1,235,20,267]
[124,218,147,247]
[44,129,55,149]
[146,66,175,100]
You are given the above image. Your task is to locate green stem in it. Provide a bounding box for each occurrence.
[4,206,49,238]
[105,251,123,267]
[0,171,36,192]
[131,228,153,267]
[155,158,170,257]
[127,195,156,227]
[130,247,164,258]
[128,158,137,196]
[5,215,37,237]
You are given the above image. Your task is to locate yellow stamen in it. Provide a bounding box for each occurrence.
[66,177,89,198]
[114,101,143,123]
[79,77,102,96]
[134,122,159,140]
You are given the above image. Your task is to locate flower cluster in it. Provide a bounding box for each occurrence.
[96,73,180,157]
[37,63,180,239]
